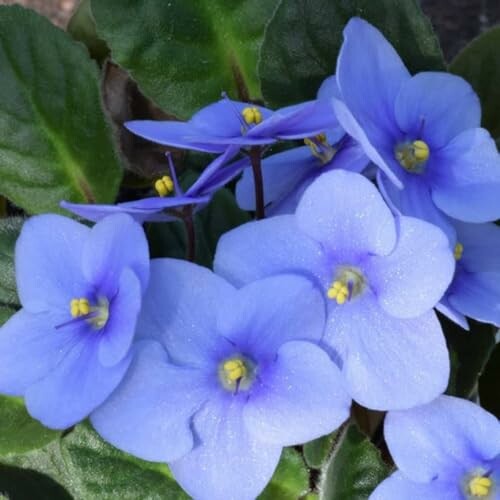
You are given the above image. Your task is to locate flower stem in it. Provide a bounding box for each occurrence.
[183,209,196,262]
[249,146,265,220]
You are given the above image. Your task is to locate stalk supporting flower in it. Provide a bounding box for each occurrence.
[249,146,265,219]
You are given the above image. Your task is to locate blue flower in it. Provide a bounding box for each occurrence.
[0,214,149,429]
[371,395,500,499]
[91,261,351,500]
[61,147,247,223]
[334,18,500,239]
[438,221,500,329]
[125,95,341,153]
[215,170,454,410]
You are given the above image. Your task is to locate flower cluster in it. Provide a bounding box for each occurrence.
[0,16,499,500]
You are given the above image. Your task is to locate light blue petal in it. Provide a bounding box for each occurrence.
[91,341,207,462]
[214,215,326,287]
[98,268,142,366]
[137,259,235,367]
[394,72,481,150]
[317,75,340,101]
[0,309,80,395]
[243,341,350,446]
[370,471,459,500]
[436,296,470,331]
[169,396,282,500]
[431,128,500,222]
[16,215,89,313]
[295,170,397,256]
[325,296,449,410]
[25,336,132,429]
[385,395,500,482]
[368,216,455,318]
[82,214,150,297]
[217,275,326,360]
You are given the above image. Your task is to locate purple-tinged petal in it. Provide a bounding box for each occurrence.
[214,215,326,288]
[125,120,227,153]
[82,214,149,297]
[0,309,81,395]
[325,296,449,410]
[370,471,459,500]
[436,296,469,331]
[385,395,500,482]
[98,268,142,367]
[317,75,340,101]
[217,275,326,360]
[447,269,500,326]
[368,216,454,318]
[395,72,481,150]
[377,171,456,243]
[296,170,397,256]
[431,128,500,222]
[169,396,282,500]
[25,335,132,429]
[16,215,89,313]
[91,341,207,462]
[244,341,350,446]
[136,259,235,367]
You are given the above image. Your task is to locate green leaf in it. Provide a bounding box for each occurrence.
[442,315,496,398]
[479,342,500,418]
[0,217,23,308]
[0,5,122,214]
[259,0,444,107]
[319,424,390,500]
[1,423,189,499]
[303,430,339,469]
[92,0,280,119]
[450,26,500,139]
[259,448,310,499]
[0,396,60,456]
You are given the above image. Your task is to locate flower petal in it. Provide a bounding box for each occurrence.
[82,214,150,297]
[394,72,481,149]
[385,395,500,482]
[436,296,470,331]
[295,170,397,256]
[369,216,455,318]
[214,215,326,287]
[169,396,282,500]
[326,296,449,410]
[91,341,207,462]
[16,215,89,313]
[243,341,350,446]
[431,128,500,222]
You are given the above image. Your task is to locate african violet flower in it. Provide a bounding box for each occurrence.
[438,221,500,330]
[61,147,247,223]
[371,395,500,499]
[334,18,500,239]
[92,260,351,499]
[125,95,342,153]
[0,213,149,429]
[215,170,454,410]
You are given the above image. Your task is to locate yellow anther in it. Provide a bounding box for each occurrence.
[412,140,430,162]
[395,140,430,172]
[70,298,91,318]
[454,242,464,261]
[154,175,174,197]
[304,133,336,165]
[223,358,247,382]
[69,297,109,329]
[327,280,349,305]
[242,106,263,125]
[468,476,492,497]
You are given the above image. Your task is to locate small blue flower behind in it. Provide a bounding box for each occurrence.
[371,395,500,499]
[0,213,149,429]
[91,260,351,500]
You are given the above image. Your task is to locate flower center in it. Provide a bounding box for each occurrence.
[304,133,336,164]
[394,140,430,173]
[154,175,174,197]
[218,355,255,393]
[241,106,263,125]
[468,475,493,497]
[327,266,366,305]
[454,242,464,261]
[69,297,109,329]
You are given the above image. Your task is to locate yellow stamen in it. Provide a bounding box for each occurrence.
[327,267,366,305]
[468,476,492,497]
[223,358,247,382]
[70,298,90,318]
[454,242,464,261]
[412,140,430,162]
[69,297,109,329]
[304,133,336,164]
[241,106,263,125]
[154,175,174,197]
[327,280,349,305]
[395,140,430,172]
